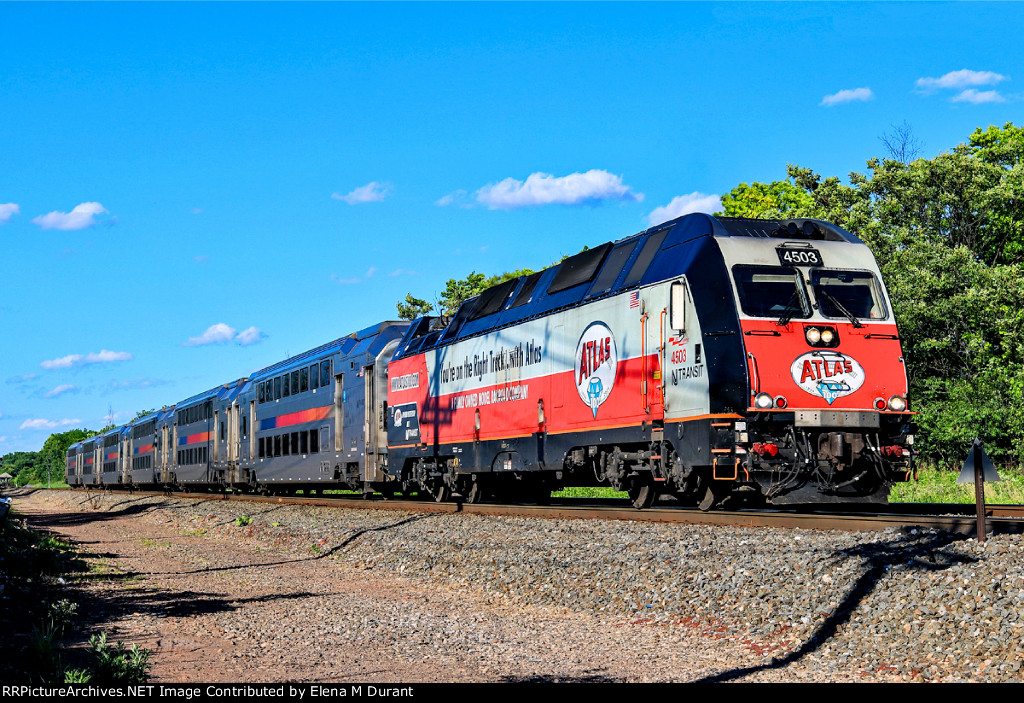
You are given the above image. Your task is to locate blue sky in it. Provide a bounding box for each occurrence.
[1,2,1021,453]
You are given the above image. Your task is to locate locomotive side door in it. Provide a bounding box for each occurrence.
[364,340,400,484]
[640,290,664,418]
[662,278,710,419]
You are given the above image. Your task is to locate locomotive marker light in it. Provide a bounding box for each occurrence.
[957,438,1001,543]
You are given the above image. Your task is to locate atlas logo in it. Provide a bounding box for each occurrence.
[790,351,865,404]
[575,322,617,418]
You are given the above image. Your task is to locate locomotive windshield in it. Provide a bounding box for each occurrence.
[732,265,810,319]
[810,270,887,320]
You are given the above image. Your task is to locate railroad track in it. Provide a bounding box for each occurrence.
[63,488,1024,537]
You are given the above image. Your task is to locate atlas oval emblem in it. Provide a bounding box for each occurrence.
[575,322,618,418]
[791,351,865,405]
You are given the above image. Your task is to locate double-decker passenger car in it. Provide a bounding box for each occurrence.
[66,442,82,487]
[245,321,409,492]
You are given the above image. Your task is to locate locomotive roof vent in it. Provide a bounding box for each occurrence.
[715,217,860,243]
[778,220,824,239]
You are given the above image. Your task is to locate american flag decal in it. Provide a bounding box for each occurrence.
[629,291,640,309]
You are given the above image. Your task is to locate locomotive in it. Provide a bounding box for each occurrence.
[66,213,915,510]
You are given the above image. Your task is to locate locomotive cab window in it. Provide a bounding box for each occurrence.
[732,265,811,319]
[810,270,887,320]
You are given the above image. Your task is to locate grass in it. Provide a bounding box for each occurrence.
[890,466,1024,504]
[549,473,1024,505]
[551,486,628,499]
[0,509,152,683]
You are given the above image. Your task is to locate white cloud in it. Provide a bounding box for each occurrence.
[952,89,1006,104]
[916,69,1007,92]
[0,203,19,225]
[32,202,110,231]
[40,349,132,369]
[42,354,82,369]
[85,350,132,364]
[472,170,644,210]
[436,190,470,207]
[44,384,78,398]
[7,373,38,384]
[184,323,266,346]
[184,323,237,346]
[647,192,723,226]
[20,418,82,431]
[331,181,392,204]
[820,87,874,107]
[235,326,266,346]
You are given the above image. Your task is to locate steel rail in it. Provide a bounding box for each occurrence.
[72,488,1024,536]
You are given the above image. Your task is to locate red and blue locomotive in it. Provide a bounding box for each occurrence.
[385,214,914,508]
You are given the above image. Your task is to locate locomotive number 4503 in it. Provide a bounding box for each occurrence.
[776,247,823,266]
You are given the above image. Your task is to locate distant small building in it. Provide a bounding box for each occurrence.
[0,472,12,488]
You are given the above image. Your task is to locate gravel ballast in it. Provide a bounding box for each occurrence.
[17,490,1024,683]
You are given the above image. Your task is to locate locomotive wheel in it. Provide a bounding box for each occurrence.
[433,483,451,503]
[628,480,659,509]
[466,480,485,504]
[697,483,719,512]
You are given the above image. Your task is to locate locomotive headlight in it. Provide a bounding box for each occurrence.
[888,395,907,412]
[754,392,774,409]
[820,328,835,345]
[805,327,821,344]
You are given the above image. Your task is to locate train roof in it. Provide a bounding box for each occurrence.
[175,383,229,409]
[395,213,868,358]
[133,410,160,425]
[102,425,129,439]
[249,321,406,381]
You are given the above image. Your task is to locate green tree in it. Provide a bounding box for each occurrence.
[717,122,1024,466]
[38,429,95,486]
[396,294,434,320]
[0,451,41,486]
[717,179,817,220]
